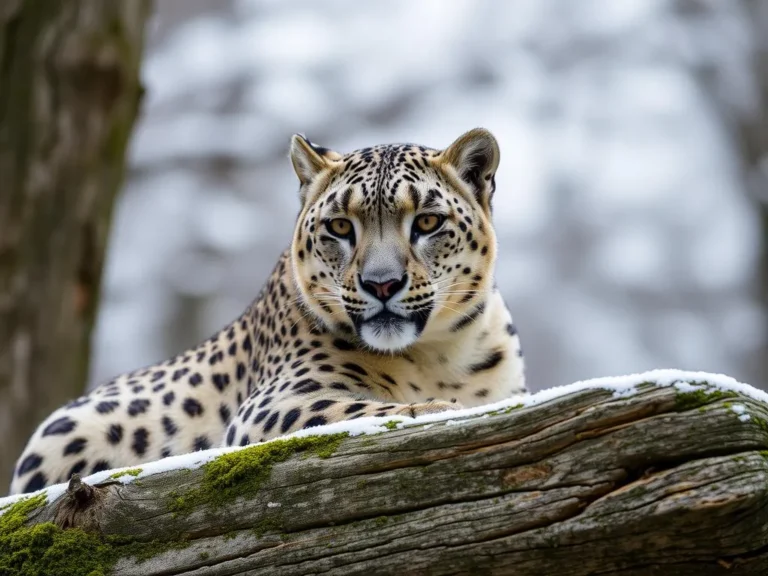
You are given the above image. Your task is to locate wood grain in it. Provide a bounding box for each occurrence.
[18,383,768,575]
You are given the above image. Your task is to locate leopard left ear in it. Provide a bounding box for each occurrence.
[289,134,342,187]
[440,128,500,211]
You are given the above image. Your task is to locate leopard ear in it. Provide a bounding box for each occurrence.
[289,134,340,187]
[440,128,500,211]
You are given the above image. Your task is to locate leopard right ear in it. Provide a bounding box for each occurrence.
[289,134,340,187]
[440,128,500,213]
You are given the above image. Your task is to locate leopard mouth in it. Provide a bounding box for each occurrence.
[350,307,433,352]
[364,310,408,328]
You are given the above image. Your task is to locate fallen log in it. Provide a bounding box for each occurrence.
[2,370,768,575]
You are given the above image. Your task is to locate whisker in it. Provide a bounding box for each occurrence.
[435,302,478,324]
[432,282,473,291]
[314,301,344,307]
[314,296,345,304]
[432,276,470,285]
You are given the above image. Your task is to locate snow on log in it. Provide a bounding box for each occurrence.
[2,370,768,575]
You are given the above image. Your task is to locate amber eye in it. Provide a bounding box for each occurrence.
[413,214,444,236]
[327,218,353,238]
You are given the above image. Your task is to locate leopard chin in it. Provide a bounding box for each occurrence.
[358,311,420,352]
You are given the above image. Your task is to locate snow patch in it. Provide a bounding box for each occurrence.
[728,402,751,423]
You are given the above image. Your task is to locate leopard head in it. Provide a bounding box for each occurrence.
[289,128,500,352]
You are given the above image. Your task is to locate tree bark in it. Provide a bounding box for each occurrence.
[0,0,150,490]
[10,381,768,575]
[718,0,768,386]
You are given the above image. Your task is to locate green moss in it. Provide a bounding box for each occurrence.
[0,494,113,576]
[382,420,400,430]
[251,516,285,538]
[674,388,738,412]
[198,551,210,561]
[753,418,768,434]
[109,468,142,479]
[170,433,347,515]
[2,435,348,572]
[0,494,47,533]
[373,516,390,527]
[0,493,196,574]
[105,534,192,563]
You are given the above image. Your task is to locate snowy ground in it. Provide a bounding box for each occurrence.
[1,368,763,511]
[87,0,765,392]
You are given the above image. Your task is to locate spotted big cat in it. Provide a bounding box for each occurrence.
[11,128,526,495]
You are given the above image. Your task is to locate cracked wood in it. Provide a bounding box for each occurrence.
[14,383,768,575]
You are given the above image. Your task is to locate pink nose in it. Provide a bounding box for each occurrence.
[368,280,397,299]
[360,275,407,302]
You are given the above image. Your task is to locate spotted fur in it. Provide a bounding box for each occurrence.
[9,128,526,495]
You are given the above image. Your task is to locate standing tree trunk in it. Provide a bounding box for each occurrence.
[0,0,150,492]
[741,0,768,386]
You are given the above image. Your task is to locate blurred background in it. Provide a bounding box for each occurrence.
[89,0,768,393]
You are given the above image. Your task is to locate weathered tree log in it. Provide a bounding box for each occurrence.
[0,0,150,488]
[3,379,768,575]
